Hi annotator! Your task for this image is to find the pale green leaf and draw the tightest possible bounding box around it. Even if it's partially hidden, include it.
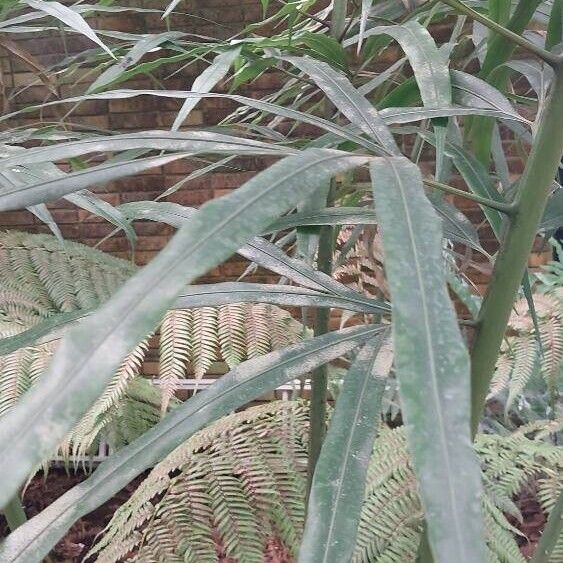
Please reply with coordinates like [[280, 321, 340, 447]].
[[0, 148, 368, 509], [370, 156, 487, 562], [23, 0, 114, 58], [0, 324, 384, 562], [300, 335, 392, 563]]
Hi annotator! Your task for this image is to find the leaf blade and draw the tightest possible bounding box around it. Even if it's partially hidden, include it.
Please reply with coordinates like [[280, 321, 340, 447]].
[[370, 156, 487, 562]]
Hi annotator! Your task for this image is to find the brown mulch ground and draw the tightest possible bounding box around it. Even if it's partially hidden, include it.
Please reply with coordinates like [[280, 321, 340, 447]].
[[0, 471, 545, 562], [0, 469, 145, 562]]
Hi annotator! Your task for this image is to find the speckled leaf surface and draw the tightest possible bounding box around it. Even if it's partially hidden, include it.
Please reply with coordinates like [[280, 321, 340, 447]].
[[370, 157, 487, 562], [0, 148, 368, 512]]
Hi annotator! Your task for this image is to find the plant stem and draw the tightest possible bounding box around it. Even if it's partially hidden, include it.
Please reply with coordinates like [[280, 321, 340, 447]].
[[306, 0, 348, 498], [2, 496, 27, 531], [470, 66, 563, 436], [530, 491, 563, 563], [440, 0, 561, 67], [424, 179, 516, 214]]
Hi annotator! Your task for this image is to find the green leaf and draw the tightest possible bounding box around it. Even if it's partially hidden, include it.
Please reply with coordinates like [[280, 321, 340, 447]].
[[23, 0, 114, 58], [380, 105, 527, 124], [0, 90, 382, 153], [428, 194, 484, 253], [118, 200, 379, 305], [299, 335, 392, 563], [300, 32, 347, 69], [546, 0, 563, 50], [0, 153, 191, 212], [0, 311, 88, 356], [87, 31, 185, 93], [0, 284, 387, 357], [265, 206, 483, 251], [172, 47, 241, 131], [346, 21, 452, 108], [65, 190, 137, 249], [422, 133, 506, 239], [370, 156, 487, 562], [357, 0, 372, 53], [173, 283, 389, 314], [0, 149, 368, 509], [0, 130, 294, 169], [0, 324, 384, 562], [266, 207, 379, 231], [283, 55, 399, 154], [450, 69, 521, 117], [540, 186, 563, 231]]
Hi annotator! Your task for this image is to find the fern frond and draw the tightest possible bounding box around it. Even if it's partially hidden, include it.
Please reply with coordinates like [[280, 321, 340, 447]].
[[217, 304, 246, 368], [191, 307, 219, 379], [506, 334, 540, 411], [159, 309, 193, 414], [93, 403, 559, 563], [244, 303, 271, 360]]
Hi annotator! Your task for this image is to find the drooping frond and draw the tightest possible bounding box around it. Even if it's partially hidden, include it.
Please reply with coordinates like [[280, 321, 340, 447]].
[[157, 303, 303, 405], [333, 225, 389, 302], [0, 232, 305, 457], [92, 402, 562, 563], [0, 230, 135, 322], [490, 290, 563, 409], [89, 402, 309, 563]]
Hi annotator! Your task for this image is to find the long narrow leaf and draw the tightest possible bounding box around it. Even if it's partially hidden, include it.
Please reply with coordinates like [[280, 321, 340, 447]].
[[299, 335, 393, 563], [0, 90, 382, 153], [370, 157, 487, 562], [0, 149, 368, 510], [23, 0, 114, 57], [0, 324, 384, 562], [283, 55, 399, 154], [0, 153, 191, 211], [345, 21, 451, 107], [0, 130, 294, 170], [118, 200, 379, 304], [172, 48, 240, 131]]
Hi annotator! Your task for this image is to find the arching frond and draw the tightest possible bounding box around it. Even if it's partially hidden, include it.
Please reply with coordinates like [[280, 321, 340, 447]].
[[91, 402, 562, 563]]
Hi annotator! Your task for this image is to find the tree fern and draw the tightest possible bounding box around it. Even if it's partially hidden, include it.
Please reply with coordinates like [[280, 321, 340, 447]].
[[489, 290, 563, 412], [91, 401, 562, 563], [0, 231, 304, 460]]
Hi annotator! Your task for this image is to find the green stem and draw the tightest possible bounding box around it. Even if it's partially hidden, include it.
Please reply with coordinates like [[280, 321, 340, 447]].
[[530, 491, 563, 563], [440, 0, 561, 67], [424, 179, 516, 214], [470, 66, 563, 437], [2, 496, 27, 531], [306, 0, 347, 498]]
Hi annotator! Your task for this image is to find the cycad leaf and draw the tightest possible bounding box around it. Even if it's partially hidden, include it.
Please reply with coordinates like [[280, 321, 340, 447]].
[[0, 324, 384, 562], [300, 335, 393, 563], [0, 148, 368, 510], [370, 156, 487, 562]]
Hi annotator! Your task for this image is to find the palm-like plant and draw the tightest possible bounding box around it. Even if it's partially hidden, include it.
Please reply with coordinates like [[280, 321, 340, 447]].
[[0, 1, 561, 562]]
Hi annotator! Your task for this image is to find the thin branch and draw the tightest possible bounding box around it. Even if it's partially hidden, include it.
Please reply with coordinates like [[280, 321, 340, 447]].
[[424, 179, 516, 214], [440, 0, 563, 67]]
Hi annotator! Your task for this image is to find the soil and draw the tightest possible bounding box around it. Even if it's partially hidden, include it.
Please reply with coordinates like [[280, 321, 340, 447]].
[[0, 469, 146, 562], [0, 471, 545, 562]]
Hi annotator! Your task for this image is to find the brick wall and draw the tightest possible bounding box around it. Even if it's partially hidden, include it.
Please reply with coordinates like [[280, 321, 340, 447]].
[[0, 2, 543, 295]]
